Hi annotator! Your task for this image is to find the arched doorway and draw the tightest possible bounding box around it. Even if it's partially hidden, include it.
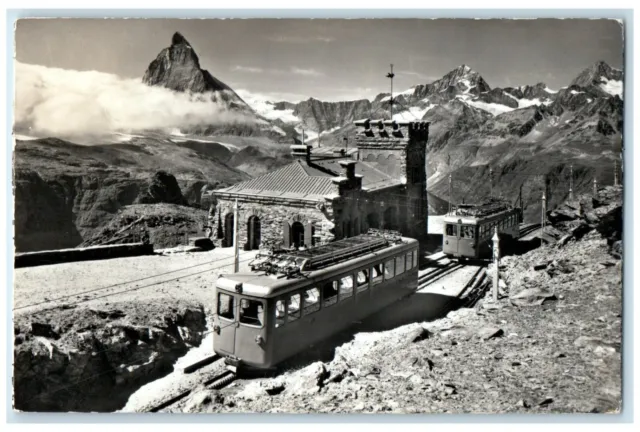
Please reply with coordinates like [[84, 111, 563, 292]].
[[367, 213, 380, 230], [224, 213, 235, 246], [291, 221, 305, 248], [247, 216, 261, 250], [383, 207, 397, 230]]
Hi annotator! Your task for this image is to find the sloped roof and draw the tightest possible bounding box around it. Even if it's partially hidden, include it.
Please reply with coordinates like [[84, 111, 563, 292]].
[[310, 158, 401, 191], [215, 160, 336, 202], [216, 155, 402, 202]]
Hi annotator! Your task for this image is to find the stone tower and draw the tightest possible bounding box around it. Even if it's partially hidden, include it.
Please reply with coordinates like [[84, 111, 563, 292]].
[[353, 119, 429, 238]]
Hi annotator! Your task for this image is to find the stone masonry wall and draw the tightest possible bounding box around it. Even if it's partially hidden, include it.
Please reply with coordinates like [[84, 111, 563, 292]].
[[212, 197, 337, 250]]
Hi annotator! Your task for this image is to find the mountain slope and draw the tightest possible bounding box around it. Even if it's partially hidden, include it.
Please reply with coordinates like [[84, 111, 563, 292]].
[[248, 61, 623, 220], [12, 136, 251, 252]]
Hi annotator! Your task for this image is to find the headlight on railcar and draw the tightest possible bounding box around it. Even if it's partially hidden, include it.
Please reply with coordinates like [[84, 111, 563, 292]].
[[255, 335, 264, 345], [214, 325, 221, 334]]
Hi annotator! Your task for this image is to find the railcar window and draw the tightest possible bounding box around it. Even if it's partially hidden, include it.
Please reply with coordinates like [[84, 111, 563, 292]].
[[446, 224, 457, 236], [239, 298, 264, 327], [288, 293, 301, 322], [395, 255, 405, 275], [339, 276, 354, 300], [218, 293, 235, 320], [384, 259, 395, 280], [275, 300, 285, 328], [356, 270, 369, 293], [371, 264, 384, 285], [406, 252, 412, 269], [303, 288, 320, 315], [322, 281, 338, 307], [412, 250, 418, 268]]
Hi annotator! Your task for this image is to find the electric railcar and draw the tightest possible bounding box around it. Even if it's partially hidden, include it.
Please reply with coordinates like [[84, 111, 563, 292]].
[[442, 200, 523, 261], [213, 230, 419, 373]]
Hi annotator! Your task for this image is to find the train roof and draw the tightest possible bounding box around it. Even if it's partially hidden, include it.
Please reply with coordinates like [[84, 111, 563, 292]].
[[216, 231, 417, 298], [448, 199, 517, 219]]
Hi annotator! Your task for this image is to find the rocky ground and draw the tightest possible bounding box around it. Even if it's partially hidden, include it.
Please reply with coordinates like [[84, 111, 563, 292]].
[[80, 203, 209, 249], [12, 187, 622, 414], [12, 247, 255, 412], [174, 187, 623, 414]]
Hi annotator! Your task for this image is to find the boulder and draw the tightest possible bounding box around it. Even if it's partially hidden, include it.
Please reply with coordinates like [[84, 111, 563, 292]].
[[510, 286, 556, 307]]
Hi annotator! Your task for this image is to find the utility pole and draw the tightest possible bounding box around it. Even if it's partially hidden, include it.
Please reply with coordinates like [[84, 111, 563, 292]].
[[593, 177, 598, 197], [233, 199, 239, 273], [301, 128, 305, 145], [386, 64, 395, 120], [569, 164, 574, 201], [448, 173, 452, 214], [541, 191, 547, 232], [344, 137, 348, 152], [614, 159, 618, 186], [492, 227, 500, 303]]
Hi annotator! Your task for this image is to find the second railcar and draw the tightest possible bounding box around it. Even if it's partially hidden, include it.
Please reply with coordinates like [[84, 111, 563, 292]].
[[443, 200, 522, 261]]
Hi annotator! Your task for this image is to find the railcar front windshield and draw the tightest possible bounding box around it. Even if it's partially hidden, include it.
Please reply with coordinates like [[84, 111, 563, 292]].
[[239, 298, 265, 327]]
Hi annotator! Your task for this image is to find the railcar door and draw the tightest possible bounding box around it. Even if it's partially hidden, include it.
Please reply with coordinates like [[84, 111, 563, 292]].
[[234, 296, 267, 367], [216, 291, 237, 355]]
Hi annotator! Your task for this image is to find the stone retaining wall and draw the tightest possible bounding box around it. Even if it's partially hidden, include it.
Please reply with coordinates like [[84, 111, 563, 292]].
[[14, 242, 155, 268]]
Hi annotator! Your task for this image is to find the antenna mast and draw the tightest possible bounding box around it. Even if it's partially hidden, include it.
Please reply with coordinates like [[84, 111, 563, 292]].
[[386, 64, 395, 120]]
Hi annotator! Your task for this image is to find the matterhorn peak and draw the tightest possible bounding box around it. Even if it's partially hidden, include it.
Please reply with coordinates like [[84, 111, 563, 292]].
[[171, 32, 191, 47]]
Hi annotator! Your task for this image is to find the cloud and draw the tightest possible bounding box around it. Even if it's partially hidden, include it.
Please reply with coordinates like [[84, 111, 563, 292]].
[[231, 65, 264, 73], [236, 89, 308, 104], [267, 35, 335, 44], [14, 62, 255, 139], [291, 67, 324, 77], [397, 70, 439, 82]]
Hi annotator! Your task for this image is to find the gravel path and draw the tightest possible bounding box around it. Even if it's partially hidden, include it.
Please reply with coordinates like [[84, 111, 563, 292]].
[[13, 247, 256, 316]]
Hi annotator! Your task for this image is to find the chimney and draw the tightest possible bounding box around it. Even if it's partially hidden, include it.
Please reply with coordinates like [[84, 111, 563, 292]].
[[290, 145, 311, 164], [339, 160, 357, 179]]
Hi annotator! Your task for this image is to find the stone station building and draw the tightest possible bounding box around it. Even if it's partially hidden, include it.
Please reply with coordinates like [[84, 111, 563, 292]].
[[208, 119, 429, 250]]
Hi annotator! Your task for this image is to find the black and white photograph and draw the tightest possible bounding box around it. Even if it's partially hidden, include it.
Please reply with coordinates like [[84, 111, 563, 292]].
[[10, 16, 625, 416]]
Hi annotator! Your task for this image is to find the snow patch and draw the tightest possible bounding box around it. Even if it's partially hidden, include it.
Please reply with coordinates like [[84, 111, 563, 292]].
[[544, 86, 558, 94], [392, 104, 433, 121], [236, 90, 301, 123], [600, 77, 623, 98], [271, 125, 286, 136], [570, 90, 585, 95], [456, 96, 514, 116]]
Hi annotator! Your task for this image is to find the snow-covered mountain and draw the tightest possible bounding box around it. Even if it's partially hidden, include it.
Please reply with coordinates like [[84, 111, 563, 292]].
[[242, 61, 623, 222]]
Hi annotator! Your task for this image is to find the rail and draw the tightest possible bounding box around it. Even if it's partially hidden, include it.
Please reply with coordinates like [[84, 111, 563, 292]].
[[146, 357, 235, 413]]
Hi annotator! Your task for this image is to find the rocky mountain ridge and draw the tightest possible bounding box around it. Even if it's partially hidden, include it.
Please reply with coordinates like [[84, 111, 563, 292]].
[[255, 61, 623, 222]]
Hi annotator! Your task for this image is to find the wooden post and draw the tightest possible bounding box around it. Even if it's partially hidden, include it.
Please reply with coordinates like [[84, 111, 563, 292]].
[[448, 173, 452, 213], [541, 191, 546, 232], [593, 177, 598, 197], [492, 227, 500, 302], [233, 199, 239, 273], [569, 164, 574, 201], [614, 160, 618, 186]]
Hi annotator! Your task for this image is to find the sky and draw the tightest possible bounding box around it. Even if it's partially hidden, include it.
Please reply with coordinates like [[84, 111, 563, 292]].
[[15, 18, 624, 102]]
